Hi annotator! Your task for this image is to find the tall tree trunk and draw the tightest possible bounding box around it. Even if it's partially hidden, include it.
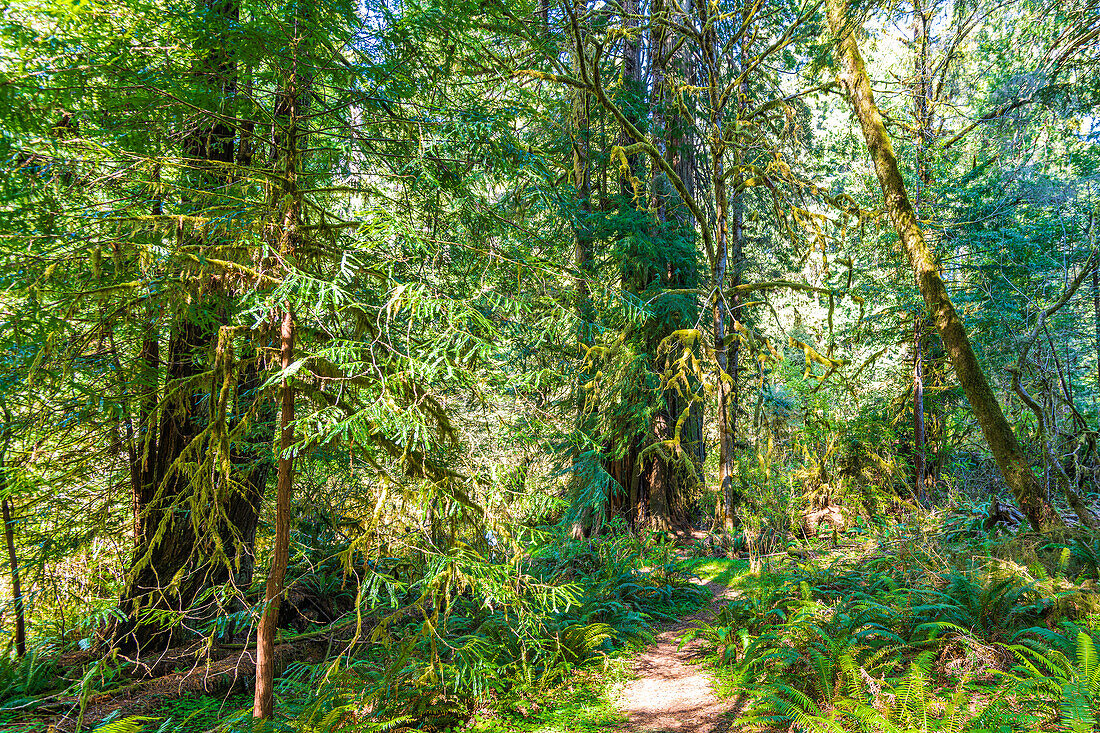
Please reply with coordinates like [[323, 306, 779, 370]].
[[616, 0, 647, 529], [637, 0, 703, 532], [131, 305, 159, 547], [700, 0, 740, 530], [827, 0, 1061, 530], [568, 0, 597, 539], [226, 352, 275, 590], [913, 321, 927, 503], [114, 0, 250, 652], [910, 2, 931, 504], [727, 27, 748, 530], [117, 319, 208, 652], [1093, 265, 1099, 424], [0, 407, 23, 656], [669, 10, 706, 510], [253, 309, 296, 719], [255, 5, 310, 711]]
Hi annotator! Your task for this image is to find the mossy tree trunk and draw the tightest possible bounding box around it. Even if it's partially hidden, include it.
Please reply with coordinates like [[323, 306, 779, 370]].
[[568, 0, 598, 540], [827, 0, 1061, 530], [114, 0, 273, 653]]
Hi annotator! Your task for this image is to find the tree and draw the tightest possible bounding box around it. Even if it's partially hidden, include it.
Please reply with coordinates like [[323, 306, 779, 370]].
[[826, 0, 1062, 529]]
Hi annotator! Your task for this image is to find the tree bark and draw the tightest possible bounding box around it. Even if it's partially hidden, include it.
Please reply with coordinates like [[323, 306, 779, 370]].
[[1094, 265, 1099, 424], [114, 0, 262, 652], [617, 0, 649, 529], [253, 310, 296, 719], [635, 0, 704, 532], [699, 0, 741, 530], [910, 2, 931, 504], [1, 487, 24, 657], [827, 0, 1061, 530], [227, 352, 275, 590], [568, 0, 597, 540], [913, 321, 927, 503], [0, 405, 23, 656]]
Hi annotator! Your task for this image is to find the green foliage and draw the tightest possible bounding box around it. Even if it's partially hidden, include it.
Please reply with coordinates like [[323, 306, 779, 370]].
[[693, 547, 1084, 733], [910, 571, 1046, 643], [0, 0, 1098, 729], [832, 654, 1005, 733], [156, 693, 252, 732], [0, 650, 59, 711], [459, 671, 627, 732], [1009, 625, 1100, 732], [237, 524, 705, 731], [1068, 537, 1100, 581], [90, 717, 161, 733]]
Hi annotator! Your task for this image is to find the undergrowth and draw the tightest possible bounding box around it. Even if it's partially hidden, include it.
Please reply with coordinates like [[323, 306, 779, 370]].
[[230, 522, 708, 732], [689, 521, 1100, 733]]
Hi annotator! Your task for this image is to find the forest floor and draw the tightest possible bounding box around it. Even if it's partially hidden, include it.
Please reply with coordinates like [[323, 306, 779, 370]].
[[614, 555, 748, 732], [615, 578, 737, 731]]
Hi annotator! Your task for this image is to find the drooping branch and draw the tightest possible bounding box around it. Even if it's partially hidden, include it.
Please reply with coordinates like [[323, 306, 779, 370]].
[[1008, 254, 1099, 530]]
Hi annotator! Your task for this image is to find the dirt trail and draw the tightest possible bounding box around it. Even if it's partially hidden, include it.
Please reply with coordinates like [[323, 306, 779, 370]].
[[616, 578, 741, 732]]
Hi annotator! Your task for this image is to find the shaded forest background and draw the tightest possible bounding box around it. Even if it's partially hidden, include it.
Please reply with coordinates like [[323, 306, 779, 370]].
[[2, 0, 1100, 730]]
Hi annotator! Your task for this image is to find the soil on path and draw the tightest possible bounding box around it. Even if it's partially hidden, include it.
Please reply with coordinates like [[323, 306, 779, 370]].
[[615, 576, 742, 732]]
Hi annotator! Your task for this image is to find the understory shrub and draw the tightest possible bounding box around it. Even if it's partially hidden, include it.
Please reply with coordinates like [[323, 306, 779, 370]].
[[235, 522, 707, 731]]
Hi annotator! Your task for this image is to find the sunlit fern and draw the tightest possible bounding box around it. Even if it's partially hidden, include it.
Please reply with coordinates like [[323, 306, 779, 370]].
[[836, 653, 1002, 733], [911, 571, 1044, 642], [1008, 627, 1100, 733]]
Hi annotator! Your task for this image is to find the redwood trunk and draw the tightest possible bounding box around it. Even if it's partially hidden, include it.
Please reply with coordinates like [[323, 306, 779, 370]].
[[114, 0, 263, 651]]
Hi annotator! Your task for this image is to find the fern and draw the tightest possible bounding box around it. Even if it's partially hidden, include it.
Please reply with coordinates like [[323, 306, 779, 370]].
[[90, 716, 160, 733], [1008, 628, 1100, 733], [830, 655, 1002, 732], [911, 571, 1043, 642], [742, 681, 847, 732], [0, 649, 61, 710], [1068, 537, 1100, 580]]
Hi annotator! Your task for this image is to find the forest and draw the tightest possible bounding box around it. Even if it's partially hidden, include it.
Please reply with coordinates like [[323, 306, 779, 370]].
[[2, 0, 1100, 730]]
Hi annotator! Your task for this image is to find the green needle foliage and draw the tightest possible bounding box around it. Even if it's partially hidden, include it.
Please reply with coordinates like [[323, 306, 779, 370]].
[[0, 0, 1097, 730]]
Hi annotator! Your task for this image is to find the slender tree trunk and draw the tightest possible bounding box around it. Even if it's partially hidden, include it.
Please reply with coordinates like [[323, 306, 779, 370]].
[[1, 489, 24, 657], [827, 0, 1061, 530], [913, 321, 927, 503], [673, 38, 708, 497], [253, 310, 295, 719], [1093, 266, 1099, 423], [670, 13, 706, 505], [0, 409, 23, 656], [699, 0, 739, 530], [254, 2, 310, 710], [910, 3, 931, 504], [568, 0, 597, 539], [727, 28, 748, 529]]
